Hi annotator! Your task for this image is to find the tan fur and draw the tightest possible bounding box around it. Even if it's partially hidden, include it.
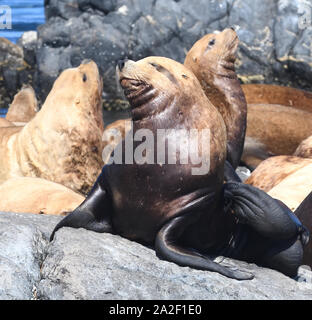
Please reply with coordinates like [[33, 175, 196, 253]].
[[0, 60, 104, 194], [0, 118, 14, 127], [267, 164, 312, 211], [246, 103, 312, 155], [0, 177, 84, 215], [242, 84, 312, 112], [6, 85, 39, 122], [241, 84, 312, 168], [245, 155, 312, 192], [294, 135, 312, 159]]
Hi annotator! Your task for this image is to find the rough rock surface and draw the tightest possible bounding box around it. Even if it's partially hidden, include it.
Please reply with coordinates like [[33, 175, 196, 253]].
[[0, 38, 33, 108], [1, 211, 312, 300], [34, 0, 312, 105]]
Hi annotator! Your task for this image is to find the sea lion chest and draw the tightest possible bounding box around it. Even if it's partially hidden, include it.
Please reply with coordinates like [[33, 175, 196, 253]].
[[105, 128, 219, 245]]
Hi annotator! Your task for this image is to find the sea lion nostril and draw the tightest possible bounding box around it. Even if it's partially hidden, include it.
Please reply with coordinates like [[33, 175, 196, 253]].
[[118, 59, 127, 71]]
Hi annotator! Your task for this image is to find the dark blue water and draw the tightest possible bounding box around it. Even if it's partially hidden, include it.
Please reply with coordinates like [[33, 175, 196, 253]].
[[0, 0, 45, 43]]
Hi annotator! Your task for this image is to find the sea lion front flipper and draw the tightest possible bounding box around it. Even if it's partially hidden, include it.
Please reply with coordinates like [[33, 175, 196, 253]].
[[50, 176, 113, 241], [155, 215, 254, 280], [224, 182, 308, 243]]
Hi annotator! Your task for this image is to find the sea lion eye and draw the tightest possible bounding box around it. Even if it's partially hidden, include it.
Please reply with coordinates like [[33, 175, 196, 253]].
[[149, 63, 158, 68], [83, 74, 87, 82], [208, 39, 215, 46]]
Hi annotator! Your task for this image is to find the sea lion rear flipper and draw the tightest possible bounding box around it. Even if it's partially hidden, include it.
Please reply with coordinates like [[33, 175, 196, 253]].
[[50, 177, 113, 241], [224, 182, 309, 277], [224, 182, 308, 242], [155, 215, 254, 280]]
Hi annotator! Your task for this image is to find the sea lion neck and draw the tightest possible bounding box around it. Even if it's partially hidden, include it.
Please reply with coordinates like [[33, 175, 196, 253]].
[[184, 30, 246, 168]]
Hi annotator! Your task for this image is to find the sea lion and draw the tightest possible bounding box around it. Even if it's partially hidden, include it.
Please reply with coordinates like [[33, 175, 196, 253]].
[[245, 156, 312, 192], [241, 84, 312, 169], [101, 28, 246, 169], [244, 103, 312, 168], [245, 155, 312, 211], [0, 60, 104, 194], [184, 28, 247, 169], [51, 57, 308, 280], [294, 135, 312, 159], [0, 177, 84, 215], [268, 164, 312, 212], [6, 84, 39, 125], [242, 84, 312, 113]]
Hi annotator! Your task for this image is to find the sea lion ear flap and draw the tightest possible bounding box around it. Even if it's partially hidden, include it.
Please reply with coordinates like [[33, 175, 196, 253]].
[[224, 182, 309, 244]]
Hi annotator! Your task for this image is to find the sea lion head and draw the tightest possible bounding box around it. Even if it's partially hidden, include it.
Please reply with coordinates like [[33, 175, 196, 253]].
[[19, 60, 105, 194], [117, 56, 205, 121], [49, 59, 103, 119], [184, 28, 239, 78]]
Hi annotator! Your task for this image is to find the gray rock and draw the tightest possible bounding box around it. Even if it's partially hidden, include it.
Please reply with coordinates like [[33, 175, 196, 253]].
[[17, 31, 38, 66], [0, 37, 35, 108], [31, 0, 312, 105], [1, 211, 312, 300], [0, 212, 59, 299]]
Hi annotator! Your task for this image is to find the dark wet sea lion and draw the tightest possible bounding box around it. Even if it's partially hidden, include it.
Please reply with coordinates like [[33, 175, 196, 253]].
[[51, 57, 308, 280], [184, 28, 247, 170]]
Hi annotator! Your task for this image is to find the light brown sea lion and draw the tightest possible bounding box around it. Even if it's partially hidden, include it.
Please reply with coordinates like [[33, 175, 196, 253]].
[[0, 177, 84, 215], [51, 57, 308, 280], [245, 153, 312, 211], [245, 155, 312, 192], [242, 84, 312, 113], [294, 135, 312, 159], [0, 60, 104, 194], [245, 104, 312, 165], [6, 84, 39, 124], [184, 28, 247, 169], [241, 84, 312, 169], [267, 164, 312, 212]]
